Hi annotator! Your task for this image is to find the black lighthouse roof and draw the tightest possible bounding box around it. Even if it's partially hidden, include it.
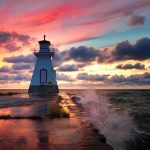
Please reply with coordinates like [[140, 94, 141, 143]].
[[38, 35, 51, 45]]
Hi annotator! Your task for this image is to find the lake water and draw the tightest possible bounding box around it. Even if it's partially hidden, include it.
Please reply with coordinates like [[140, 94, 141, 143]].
[[0, 89, 149, 150]]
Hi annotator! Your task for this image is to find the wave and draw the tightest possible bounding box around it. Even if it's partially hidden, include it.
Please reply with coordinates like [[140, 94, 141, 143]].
[[72, 90, 136, 150]]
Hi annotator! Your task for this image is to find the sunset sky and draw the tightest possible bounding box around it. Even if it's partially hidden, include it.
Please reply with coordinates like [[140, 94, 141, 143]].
[[0, 0, 150, 89]]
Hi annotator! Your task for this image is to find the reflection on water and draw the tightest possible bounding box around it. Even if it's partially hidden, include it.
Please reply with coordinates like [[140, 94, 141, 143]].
[[0, 89, 149, 150], [0, 119, 81, 150], [0, 102, 49, 117], [0, 92, 110, 150], [0, 102, 81, 150]]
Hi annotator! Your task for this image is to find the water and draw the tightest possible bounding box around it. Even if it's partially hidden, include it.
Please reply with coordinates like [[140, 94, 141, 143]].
[[0, 90, 112, 150], [0, 89, 149, 150], [67, 89, 150, 150]]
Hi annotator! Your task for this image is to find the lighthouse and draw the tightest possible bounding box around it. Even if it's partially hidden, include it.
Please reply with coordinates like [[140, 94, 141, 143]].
[[28, 35, 59, 94]]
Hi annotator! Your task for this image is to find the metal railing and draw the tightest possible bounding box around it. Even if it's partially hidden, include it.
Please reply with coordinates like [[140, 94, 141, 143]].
[[33, 48, 54, 53]]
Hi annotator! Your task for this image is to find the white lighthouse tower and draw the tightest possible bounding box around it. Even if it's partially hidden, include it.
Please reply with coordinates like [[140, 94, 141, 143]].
[[28, 35, 59, 94]]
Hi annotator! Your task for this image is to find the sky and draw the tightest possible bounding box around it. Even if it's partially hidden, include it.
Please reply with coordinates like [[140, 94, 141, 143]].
[[0, 0, 150, 89]]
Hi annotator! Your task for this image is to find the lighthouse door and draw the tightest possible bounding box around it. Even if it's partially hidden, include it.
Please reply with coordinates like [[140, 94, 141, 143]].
[[40, 69, 47, 84]]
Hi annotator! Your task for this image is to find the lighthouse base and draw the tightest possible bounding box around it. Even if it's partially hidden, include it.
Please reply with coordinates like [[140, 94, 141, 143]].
[[28, 85, 59, 95]]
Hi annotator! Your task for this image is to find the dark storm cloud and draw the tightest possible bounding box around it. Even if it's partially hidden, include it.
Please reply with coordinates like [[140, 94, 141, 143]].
[[128, 15, 146, 26], [77, 73, 109, 81], [116, 63, 145, 70], [111, 37, 150, 61], [0, 31, 33, 51], [3, 54, 35, 63]]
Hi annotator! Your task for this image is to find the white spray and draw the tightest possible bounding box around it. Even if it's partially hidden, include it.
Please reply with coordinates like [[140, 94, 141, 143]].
[[78, 90, 135, 150]]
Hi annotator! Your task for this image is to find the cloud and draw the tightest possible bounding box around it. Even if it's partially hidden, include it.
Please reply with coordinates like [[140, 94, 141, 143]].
[[69, 1, 149, 29], [21, 5, 70, 26], [1, 37, 149, 85], [53, 46, 102, 67], [59, 35, 102, 46], [58, 64, 86, 72], [0, 66, 11, 72], [77, 73, 109, 81], [111, 37, 150, 61], [0, 64, 32, 76], [3, 54, 35, 63], [110, 75, 138, 84], [18, 0, 105, 26], [0, 31, 33, 51], [58, 37, 150, 65], [0, 75, 11, 80], [17, 0, 150, 28], [0, 66, 19, 75], [53, 48, 64, 67], [13, 74, 31, 81], [56, 73, 74, 82], [116, 63, 145, 70], [5, 43, 21, 51], [66, 46, 101, 62], [0, 74, 30, 81], [110, 72, 150, 85], [58, 64, 78, 71], [9, 70, 20, 75], [55, 37, 150, 66], [76, 72, 150, 85], [0, 0, 149, 48], [128, 15, 146, 26], [12, 63, 32, 70]]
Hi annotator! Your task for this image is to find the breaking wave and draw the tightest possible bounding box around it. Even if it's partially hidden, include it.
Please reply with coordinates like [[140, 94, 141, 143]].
[[74, 90, 136, 150]]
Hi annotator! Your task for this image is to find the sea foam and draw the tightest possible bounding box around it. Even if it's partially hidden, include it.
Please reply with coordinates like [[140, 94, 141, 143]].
[[77, 90, 135, 150]]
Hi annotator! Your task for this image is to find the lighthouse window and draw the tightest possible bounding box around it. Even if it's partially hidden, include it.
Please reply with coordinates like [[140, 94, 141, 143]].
[[40, 69, 47, 84]]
